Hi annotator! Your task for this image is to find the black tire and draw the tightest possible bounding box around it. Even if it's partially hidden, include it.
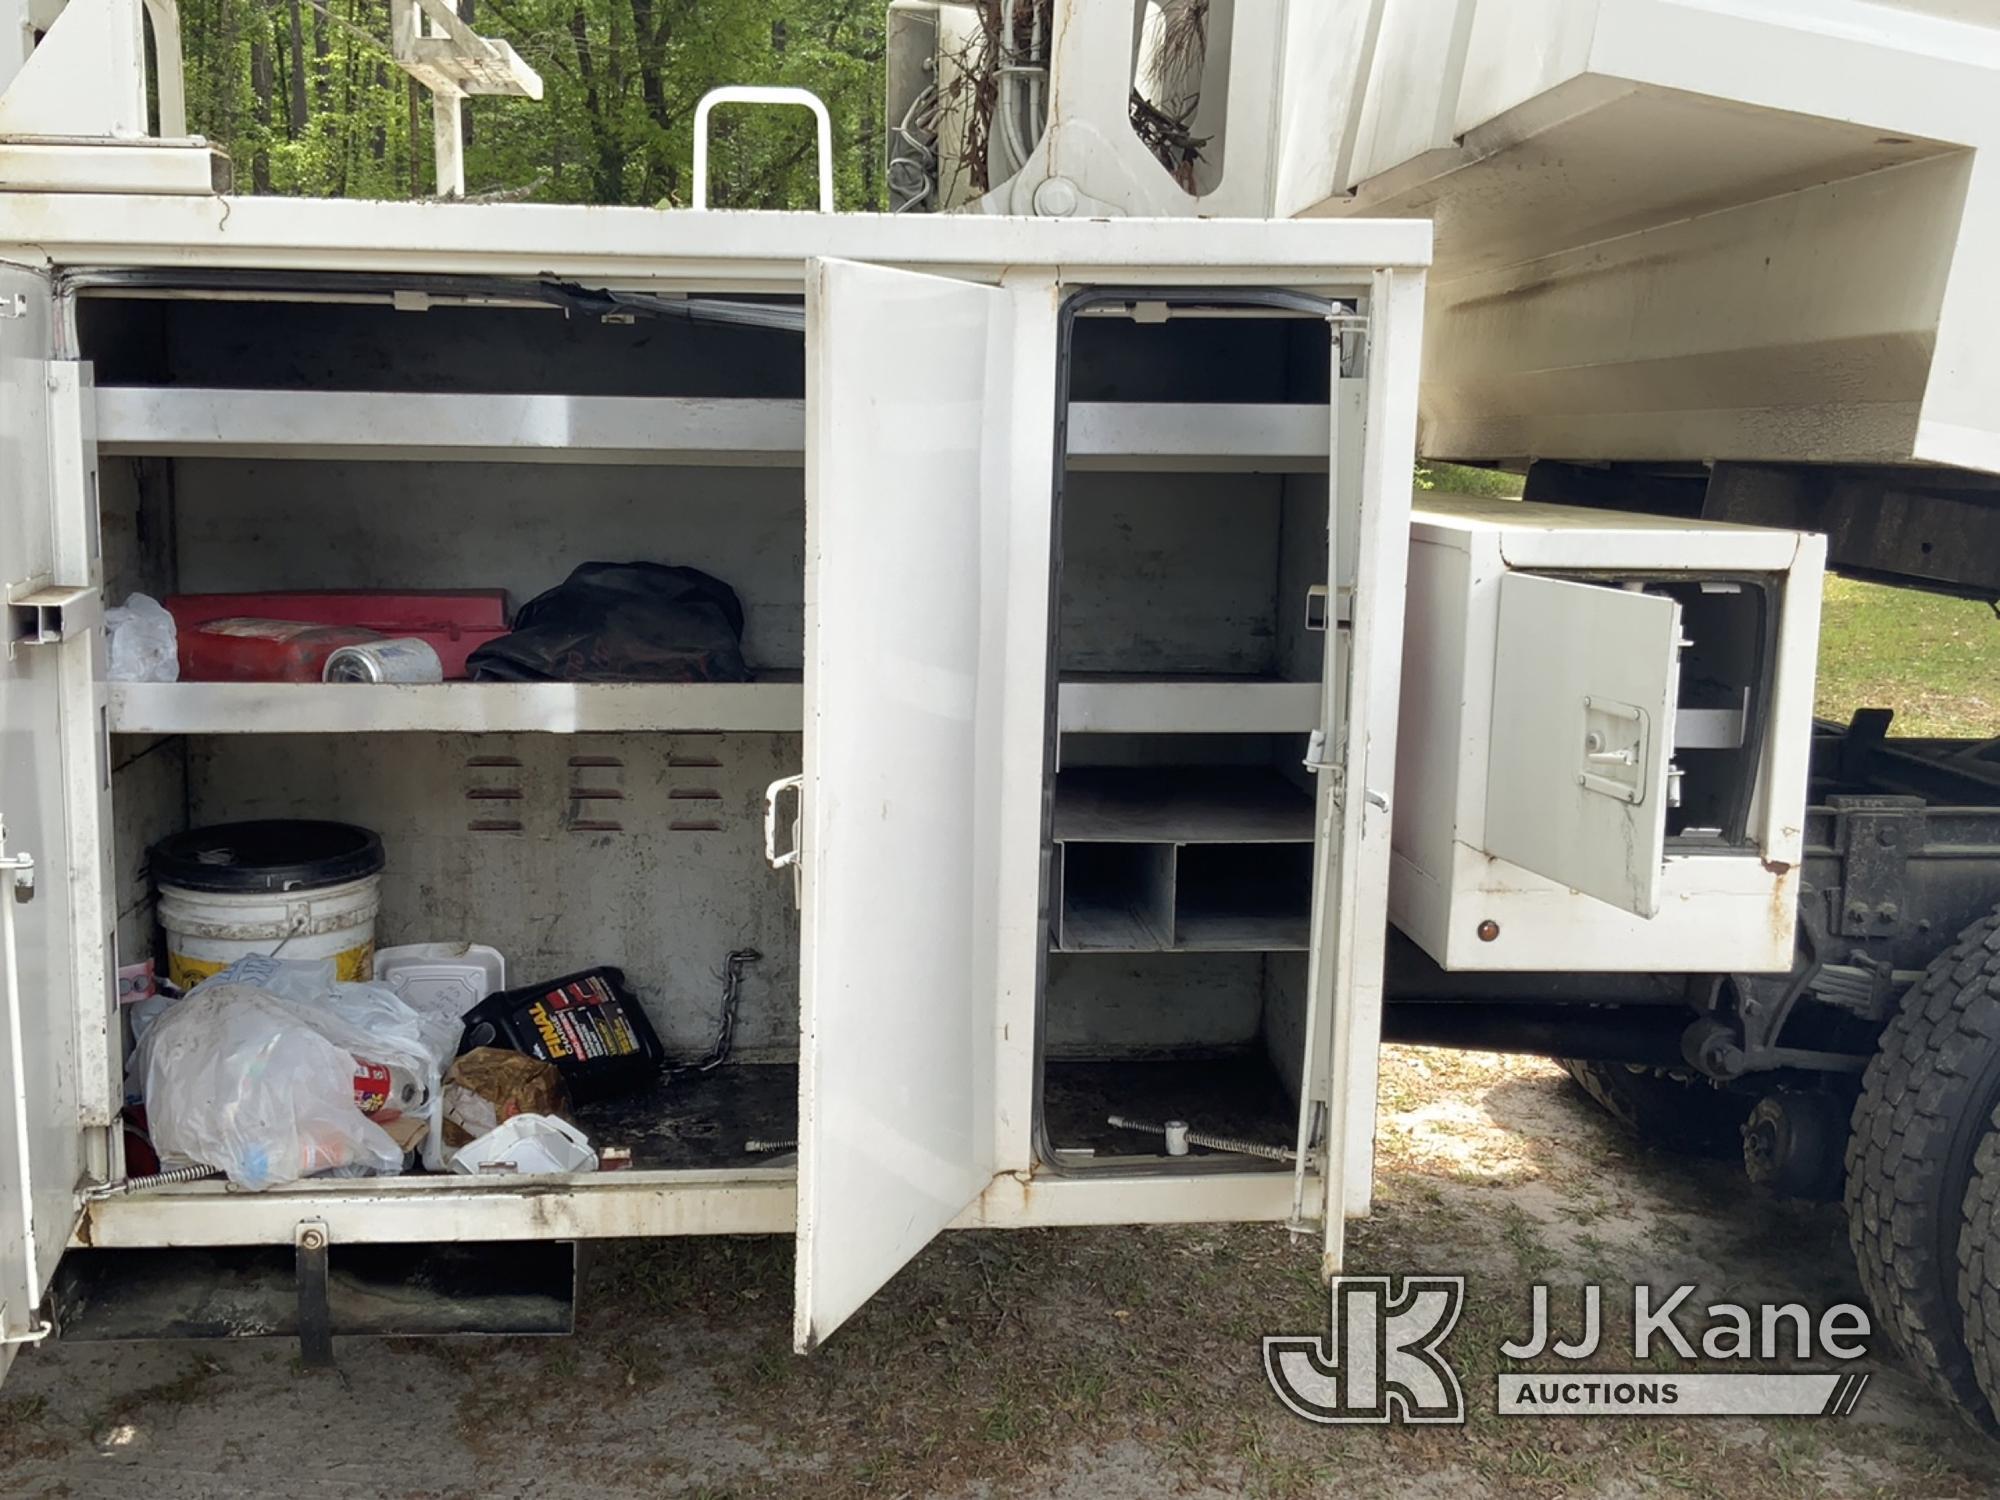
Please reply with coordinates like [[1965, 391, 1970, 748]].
[[1559, 1057, 1751, 1156], [1958, 1121, 2000, 1419], [1846, 906, 2000, 1427]]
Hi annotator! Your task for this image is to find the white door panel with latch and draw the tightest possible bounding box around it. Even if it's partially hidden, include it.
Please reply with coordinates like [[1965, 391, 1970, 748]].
[[0, 261, 101, 1383], [1484, 573, 1682, 919], [791, 258, 1048, 1352]]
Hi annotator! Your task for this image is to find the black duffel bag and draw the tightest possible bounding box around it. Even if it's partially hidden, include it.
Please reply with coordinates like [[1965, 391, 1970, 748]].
[[469, 561, 752, 682]]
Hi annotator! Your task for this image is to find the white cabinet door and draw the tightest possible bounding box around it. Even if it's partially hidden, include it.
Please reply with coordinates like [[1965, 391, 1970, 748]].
[[794, 259, 1027, 1351], [1484, 573, 1682, 918], [0, 263, 94, 1380], [1290, 269, 1423, 1278]]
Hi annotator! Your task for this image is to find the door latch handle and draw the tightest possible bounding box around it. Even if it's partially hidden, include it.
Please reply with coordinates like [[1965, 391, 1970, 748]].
[[1, 849, 32, 903], [763, 775, 803, 871]]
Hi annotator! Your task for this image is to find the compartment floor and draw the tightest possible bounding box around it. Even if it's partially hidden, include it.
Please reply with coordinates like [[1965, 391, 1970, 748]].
[[571, 1062, 797, 1172], [1042, 1054, 1296, 1162]]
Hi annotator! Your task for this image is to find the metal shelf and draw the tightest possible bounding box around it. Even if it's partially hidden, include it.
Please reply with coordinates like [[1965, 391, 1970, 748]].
[[1052, 767, 1316, 844], [107, 680, 804, 735], [109, 677, 1319, 736], [1049, 770, 1315, 955], [94, 388, 1330, 471], [1057, 676, 1320, 734]]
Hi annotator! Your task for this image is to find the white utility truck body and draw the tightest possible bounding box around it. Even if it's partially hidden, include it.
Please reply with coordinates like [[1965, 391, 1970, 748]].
[[0, 0, 1987, 1414], [0, 196, 1431, 1372]]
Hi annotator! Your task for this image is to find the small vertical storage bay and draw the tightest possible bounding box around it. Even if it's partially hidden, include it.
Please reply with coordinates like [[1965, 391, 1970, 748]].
[[1037, 293, 1357, 1180]]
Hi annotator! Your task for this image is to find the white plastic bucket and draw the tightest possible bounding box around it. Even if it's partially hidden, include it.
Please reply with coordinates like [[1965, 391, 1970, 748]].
[[157, 873, 382, 989], [151, 820, 387, 990]]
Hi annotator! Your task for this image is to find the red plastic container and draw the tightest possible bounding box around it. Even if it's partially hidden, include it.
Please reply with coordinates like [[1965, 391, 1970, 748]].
[[179, 619, 389, 682], [166, 591, 509, 679]]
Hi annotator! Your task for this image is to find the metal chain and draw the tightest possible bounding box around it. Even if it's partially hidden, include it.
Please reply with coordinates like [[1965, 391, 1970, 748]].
[[674, 948, 761, 1077]]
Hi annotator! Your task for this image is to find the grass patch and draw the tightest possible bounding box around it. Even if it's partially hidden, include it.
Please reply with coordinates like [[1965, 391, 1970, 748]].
[[1817, 574, 1997, 736], [1418, 461, 1525, 499]]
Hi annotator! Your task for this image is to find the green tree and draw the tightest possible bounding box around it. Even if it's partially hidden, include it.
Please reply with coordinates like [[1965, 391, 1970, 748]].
[[172, 0, 885, 207]]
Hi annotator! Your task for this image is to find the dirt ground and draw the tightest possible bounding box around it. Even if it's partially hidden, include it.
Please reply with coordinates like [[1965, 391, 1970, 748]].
[[9, 1048, 2000, 1499]]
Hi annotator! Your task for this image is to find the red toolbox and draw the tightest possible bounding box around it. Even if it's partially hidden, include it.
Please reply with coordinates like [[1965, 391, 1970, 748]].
[[166, 591, 510, 679]]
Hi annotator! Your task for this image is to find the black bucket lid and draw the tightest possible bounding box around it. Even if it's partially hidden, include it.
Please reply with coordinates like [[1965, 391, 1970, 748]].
[[151, 820, 385, 894]]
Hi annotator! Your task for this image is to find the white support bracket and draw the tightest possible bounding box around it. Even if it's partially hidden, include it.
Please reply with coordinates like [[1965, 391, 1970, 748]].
[[388, 0, 541, 199]]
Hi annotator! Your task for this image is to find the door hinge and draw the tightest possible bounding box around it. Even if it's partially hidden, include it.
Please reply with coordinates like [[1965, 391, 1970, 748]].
[[1303, 731, 1340, 776], [7, 584, 95, 655]]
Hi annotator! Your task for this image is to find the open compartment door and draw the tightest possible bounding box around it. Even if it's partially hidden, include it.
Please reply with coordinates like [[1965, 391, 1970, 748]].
[[1288, 271, 1421, 1281], [793, 259, 1023, 1352], [0, 263, 95, 1380], [1484, 574, 1682, 918]]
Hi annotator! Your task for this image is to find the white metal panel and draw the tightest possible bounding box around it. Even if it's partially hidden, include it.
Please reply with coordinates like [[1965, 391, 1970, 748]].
[[0, 198, 1432, 286], [76, 1159, 1303, 1249], [1290, 267, 1424, 1273], [0, 263, 86, 1380], [1347, 0, 1479, 188], [1402, 844, 1798, 971], [1320, 0, 2000, 472], [794, 259, 1021, 1351], [1484, 573, 1680, 919], [1421, 494, 1804, 571]]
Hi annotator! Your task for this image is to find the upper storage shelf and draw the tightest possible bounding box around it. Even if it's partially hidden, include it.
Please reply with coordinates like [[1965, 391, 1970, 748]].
[[93, 389, 1332, 472], [109, 677, 1323, 736]]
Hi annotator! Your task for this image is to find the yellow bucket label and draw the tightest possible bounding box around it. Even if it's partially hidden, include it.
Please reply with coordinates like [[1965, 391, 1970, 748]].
[[168, 941, 375, 992]]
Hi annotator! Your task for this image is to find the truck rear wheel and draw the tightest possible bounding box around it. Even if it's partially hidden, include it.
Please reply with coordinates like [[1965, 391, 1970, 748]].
[[1846, 906, 2000, 1427], [1957, 1123, 2000, 1421], [1558, 1058, 1749, 1155]]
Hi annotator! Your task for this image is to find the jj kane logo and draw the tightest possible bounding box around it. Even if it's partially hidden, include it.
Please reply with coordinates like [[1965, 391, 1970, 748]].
[[1264, 1277, 1468, 1424], [1265, 1278, 1873, 1424]]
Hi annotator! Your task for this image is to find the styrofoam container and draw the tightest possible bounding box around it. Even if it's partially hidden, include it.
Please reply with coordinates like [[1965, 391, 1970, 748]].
[[448, 1113, 597, 1175], [373, 942, 506, 1025]]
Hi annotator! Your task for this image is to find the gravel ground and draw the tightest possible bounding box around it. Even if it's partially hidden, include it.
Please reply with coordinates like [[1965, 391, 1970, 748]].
[[8, 1047, 2000, 1499]]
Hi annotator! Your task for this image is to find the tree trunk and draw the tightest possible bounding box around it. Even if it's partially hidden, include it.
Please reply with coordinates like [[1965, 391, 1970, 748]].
[[286, 0, 310, 136], [249, 15, 274, 192], [313, 0, 332, 106], [216, 0, 241, 143], [569, 6, 624, 203], [408, 76, 424, 196], [338, 0, 359, 192]]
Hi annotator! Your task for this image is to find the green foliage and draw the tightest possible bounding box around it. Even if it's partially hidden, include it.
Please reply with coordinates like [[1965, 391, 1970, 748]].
[[175, 0, 885, 207], [1414, 461, 1524, 498], [1816, 575, 1997, 737]]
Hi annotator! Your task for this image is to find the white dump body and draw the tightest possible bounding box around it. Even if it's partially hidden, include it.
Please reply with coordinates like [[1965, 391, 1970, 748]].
[[1279, 0, 2000, 475]]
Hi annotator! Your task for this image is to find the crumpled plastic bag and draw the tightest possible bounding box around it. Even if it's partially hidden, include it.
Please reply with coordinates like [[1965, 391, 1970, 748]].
[[105, 593, 179, 682], [136, 956, 461, 1190]]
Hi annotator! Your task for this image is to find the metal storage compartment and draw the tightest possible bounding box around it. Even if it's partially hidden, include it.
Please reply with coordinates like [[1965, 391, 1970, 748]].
[[0, 215, 1427, 1372], [1389, 497, 1826, 972]]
